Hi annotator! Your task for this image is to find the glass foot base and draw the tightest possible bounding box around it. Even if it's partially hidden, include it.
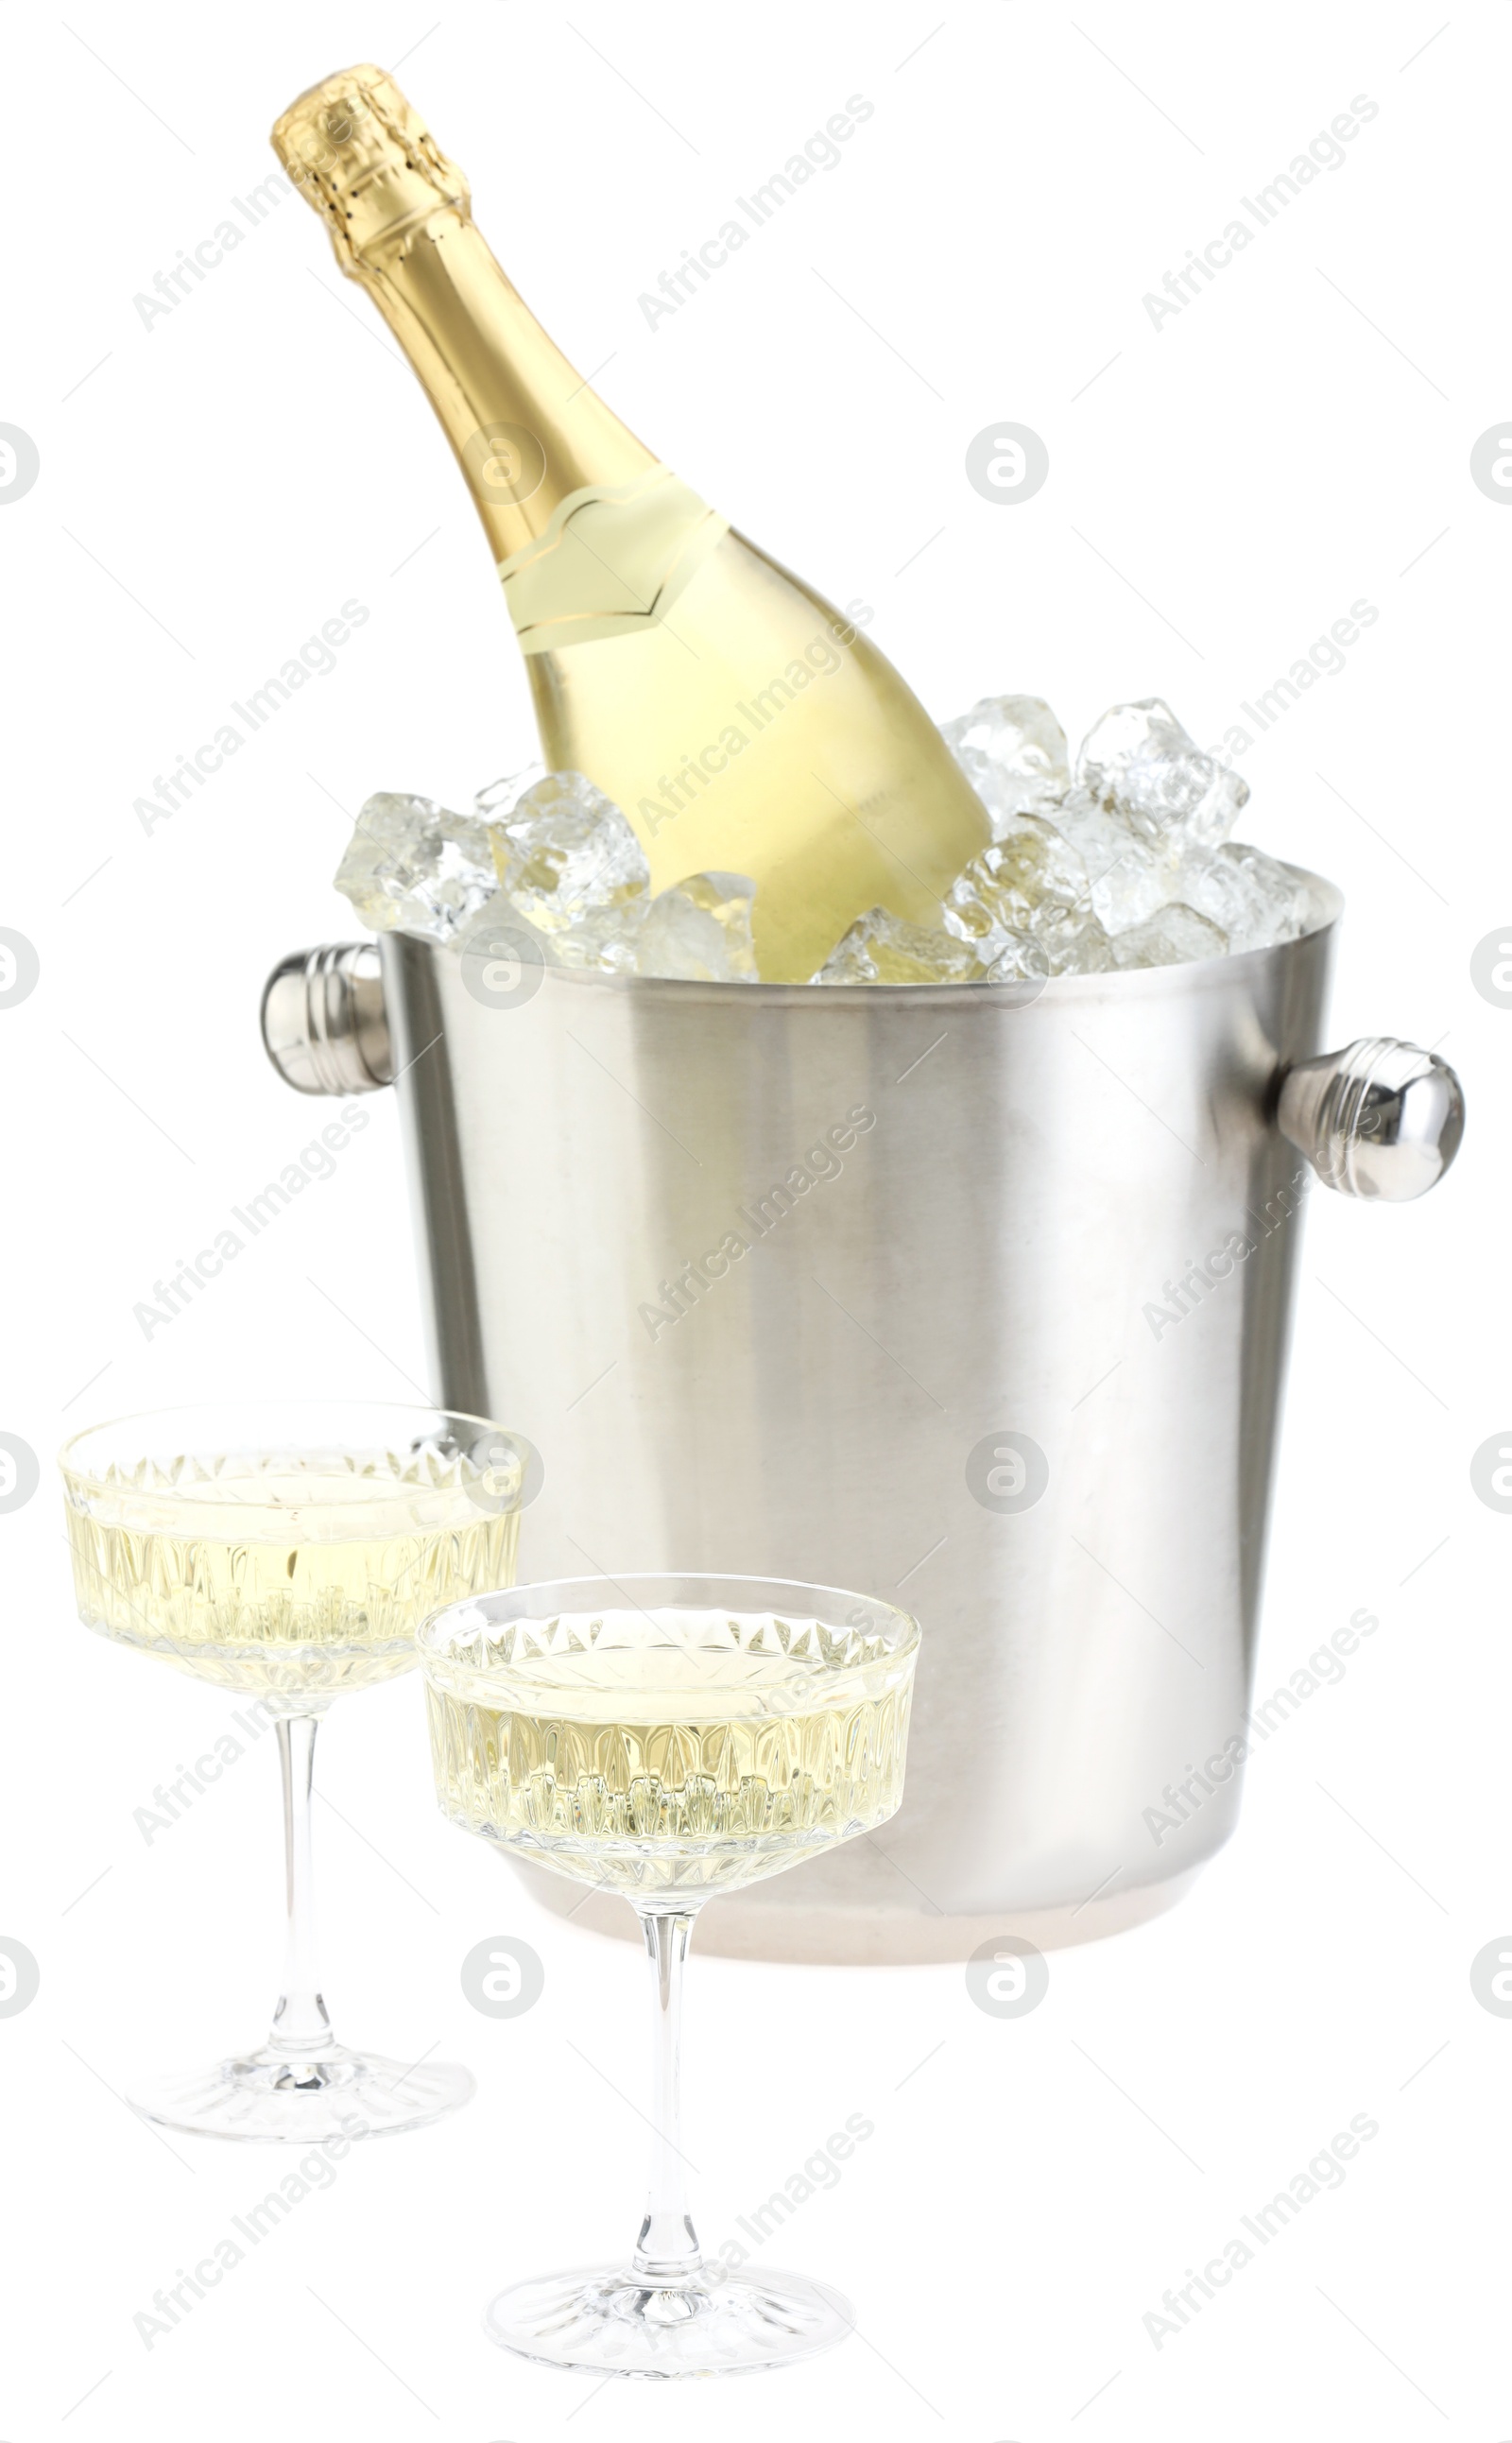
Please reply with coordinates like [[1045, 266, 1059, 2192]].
[[483, 2262, 854, 2379], [129, 2043, 474, 2143]]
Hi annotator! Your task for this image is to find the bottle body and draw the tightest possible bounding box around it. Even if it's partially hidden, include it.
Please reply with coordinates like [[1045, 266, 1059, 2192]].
[[273, 66, 988, 979], [519, 523, 982, 975]]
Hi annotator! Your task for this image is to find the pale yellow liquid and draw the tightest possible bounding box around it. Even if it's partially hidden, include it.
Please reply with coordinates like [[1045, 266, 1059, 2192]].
[[425, 1609, 914, 1897], [528, 530, 989, 980], [64, 1457, 520, 1699]]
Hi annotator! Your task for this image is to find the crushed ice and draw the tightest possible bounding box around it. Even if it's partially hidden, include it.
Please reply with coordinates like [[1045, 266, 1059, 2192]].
[[335, 697, 1320, 983]]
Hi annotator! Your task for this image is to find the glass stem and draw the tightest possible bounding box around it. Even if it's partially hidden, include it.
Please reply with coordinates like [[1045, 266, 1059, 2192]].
[[266, 1712, 336, 2059], [631, 1907, 702, 2282]]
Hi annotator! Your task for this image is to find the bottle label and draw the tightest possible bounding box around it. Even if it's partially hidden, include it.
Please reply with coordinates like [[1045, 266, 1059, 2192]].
[[496, 466, 729, 653]]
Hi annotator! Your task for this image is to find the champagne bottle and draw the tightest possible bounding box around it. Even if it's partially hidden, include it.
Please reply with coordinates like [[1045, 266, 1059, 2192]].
[[272, 66, 988, 981]]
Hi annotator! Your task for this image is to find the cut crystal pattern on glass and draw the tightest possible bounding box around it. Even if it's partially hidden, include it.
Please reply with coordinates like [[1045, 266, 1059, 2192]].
[[423, 1602, 914, 1900], [63, 1442, 522, 1698], [418, 1574, 919, 2377], [57, 1402, 536, 2147]]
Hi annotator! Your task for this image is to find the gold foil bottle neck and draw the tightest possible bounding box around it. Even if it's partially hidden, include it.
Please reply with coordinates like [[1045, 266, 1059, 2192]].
[[271, 64, 469, 267]]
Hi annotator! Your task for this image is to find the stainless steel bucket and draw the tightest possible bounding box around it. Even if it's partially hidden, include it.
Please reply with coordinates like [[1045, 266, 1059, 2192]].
[[261, 876, 1462, 1960]]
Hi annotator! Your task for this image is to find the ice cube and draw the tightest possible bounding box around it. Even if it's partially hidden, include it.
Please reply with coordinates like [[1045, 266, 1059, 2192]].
[[474, 762, 545, 817], [983, 934, 1051, 985], [490, 771, 650, 938], [1110, 903, 1228, 969], [814, 907, 988, 986], [940, 696, 1071, 834], [1042, 910, 1116, 974], [335, 793, 499, 942], [942, 814, 1090, 952], [451, 870, 645, 979], [1179, 841, 1315, 953], [1076, 699, 1247, 852], [548, 903, 648, 972], [638, 872, 759, 982], [1048, 790, 1176, 934], [452, 894, 557, 975], [941, 815, 1116, 973]]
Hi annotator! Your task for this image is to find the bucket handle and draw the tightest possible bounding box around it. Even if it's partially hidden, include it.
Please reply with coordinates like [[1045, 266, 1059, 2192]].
[[258, 947, 1467, 1203], [1276, 1038, 1464, 1201], [261, 942, 392, 1095]]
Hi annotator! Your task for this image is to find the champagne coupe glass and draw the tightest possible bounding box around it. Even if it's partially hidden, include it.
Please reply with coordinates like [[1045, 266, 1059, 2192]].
[[419, 1572, 919, 2378], [59, 1401, 537, 2143]]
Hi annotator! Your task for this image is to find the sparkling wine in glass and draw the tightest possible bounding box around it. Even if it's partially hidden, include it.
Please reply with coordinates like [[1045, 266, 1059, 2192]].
[[419, 1573, 919, 2377], [60, 1401, 537, 2142]]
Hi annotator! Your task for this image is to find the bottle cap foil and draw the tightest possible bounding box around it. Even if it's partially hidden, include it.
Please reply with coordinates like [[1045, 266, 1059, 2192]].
[[272, 65, 469, 265]]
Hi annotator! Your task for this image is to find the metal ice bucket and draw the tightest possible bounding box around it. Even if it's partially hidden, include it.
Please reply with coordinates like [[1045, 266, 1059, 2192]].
[[261, 875, 1462, 1960]]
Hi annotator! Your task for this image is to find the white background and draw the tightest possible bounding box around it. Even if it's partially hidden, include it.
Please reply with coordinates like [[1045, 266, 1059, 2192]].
[[2, 1, 1505, 2434]]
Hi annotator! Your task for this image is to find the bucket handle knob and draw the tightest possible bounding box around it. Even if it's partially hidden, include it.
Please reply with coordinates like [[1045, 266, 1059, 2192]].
[[1277, 1037, 1464, 1201], [261, 942, 392, 1095], [257, 958, 1467, 1203]]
